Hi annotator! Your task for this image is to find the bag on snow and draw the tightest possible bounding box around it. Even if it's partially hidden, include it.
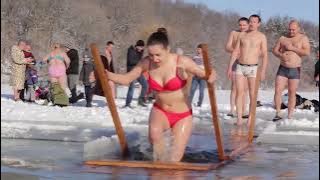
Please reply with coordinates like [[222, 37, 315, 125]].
[[50, 82, 69, 106]]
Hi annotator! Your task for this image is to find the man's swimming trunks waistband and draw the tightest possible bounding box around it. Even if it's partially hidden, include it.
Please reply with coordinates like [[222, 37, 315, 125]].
[[238, 63, 258, 67]]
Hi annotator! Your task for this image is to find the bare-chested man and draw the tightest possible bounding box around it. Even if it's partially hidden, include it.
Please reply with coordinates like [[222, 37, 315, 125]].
[[272, 20, 310, 121], [228, 14, 268, 127], [226, 17, 249, 118]]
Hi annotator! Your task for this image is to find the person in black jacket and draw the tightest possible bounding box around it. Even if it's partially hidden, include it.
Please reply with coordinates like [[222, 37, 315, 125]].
[[315, 50, 319, 87], [124, 40, 148, 107], [65, 46, 81, 103]]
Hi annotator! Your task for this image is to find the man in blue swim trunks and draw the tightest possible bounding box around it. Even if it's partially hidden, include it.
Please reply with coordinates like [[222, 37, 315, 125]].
[[272, 20, 311, 121]]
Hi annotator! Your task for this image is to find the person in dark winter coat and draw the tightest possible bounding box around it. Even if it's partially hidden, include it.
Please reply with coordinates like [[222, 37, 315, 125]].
[[65, 46, 80, 103], [124, 40, 148, 108], [79, 49, 95, 107]]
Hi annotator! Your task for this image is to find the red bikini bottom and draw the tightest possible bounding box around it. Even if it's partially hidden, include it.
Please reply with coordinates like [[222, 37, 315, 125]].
[[153, 103, 192, 128]]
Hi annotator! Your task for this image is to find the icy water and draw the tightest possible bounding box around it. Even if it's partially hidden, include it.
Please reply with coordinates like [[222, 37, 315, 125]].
[[1, 132, 319, 180]]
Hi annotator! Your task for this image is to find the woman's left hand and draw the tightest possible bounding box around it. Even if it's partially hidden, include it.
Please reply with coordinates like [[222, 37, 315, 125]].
[[207, 70, 216, 84]]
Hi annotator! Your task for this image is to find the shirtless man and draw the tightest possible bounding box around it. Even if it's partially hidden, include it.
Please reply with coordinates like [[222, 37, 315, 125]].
[[272, 20, 310, 120], [228, 14, 268, 127], [226, 17, 249, 117]]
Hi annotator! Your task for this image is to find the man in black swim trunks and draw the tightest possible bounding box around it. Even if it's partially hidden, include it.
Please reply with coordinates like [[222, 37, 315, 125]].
[[272, 20, 310, 121]]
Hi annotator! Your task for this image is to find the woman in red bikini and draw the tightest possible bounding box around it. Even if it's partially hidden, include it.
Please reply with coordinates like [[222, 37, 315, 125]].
[[107, 30, 216, 162]]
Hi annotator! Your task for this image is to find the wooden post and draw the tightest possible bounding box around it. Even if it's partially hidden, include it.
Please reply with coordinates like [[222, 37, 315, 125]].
[[90, 43, 129, 157], [201, 44, 226, 160], [248, 66, 262, 143]]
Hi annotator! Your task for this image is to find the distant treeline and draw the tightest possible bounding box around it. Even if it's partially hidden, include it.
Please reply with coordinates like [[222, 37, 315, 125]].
[[1, 0, 319, 89]]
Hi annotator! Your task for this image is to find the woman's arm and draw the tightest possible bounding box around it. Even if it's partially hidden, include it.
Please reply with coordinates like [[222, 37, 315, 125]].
[[107, 57, 149, 86]]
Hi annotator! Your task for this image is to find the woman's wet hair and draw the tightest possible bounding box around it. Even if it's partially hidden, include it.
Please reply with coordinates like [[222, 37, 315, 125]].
[[147, 31, 169, 49], [157, 27, 168, 35]]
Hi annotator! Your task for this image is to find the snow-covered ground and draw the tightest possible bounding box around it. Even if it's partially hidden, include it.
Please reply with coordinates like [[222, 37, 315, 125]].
[[1, 84, 318, 143], [1, 84, 319, 179]]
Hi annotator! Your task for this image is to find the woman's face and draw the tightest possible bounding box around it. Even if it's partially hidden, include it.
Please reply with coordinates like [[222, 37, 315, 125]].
[[148, 44, 168, 64]]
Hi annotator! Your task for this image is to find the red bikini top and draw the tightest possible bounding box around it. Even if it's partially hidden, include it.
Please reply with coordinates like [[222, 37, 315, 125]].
[[148, 56, 187, 92]]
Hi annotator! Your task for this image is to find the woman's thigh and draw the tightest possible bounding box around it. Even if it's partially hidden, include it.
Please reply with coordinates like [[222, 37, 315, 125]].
[[148, 107, 170, 142]]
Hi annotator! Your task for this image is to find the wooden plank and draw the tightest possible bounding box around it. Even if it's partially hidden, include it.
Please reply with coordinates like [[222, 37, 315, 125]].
[[248, 66, 262, 143], [201, 44, 226, 160], [84, 160, 220, 171], [90, 43, 129, 157], [228, 142, 251, 159]]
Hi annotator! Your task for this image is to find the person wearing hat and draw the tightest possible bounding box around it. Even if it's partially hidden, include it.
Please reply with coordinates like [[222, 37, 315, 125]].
[[124, 40, 148, 107]]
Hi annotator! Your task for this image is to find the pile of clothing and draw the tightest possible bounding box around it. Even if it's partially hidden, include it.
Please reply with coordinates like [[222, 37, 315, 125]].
[[281, 93, 319, 112]]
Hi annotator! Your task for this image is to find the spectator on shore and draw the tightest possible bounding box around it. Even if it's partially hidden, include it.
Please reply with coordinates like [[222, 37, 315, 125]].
[[10, 40, 33, 101], [65, 45, 81, 103], [79, 48, 96, 107], [124, 40, 148, 108], [20, 43, 36, 101], [43, 43, 70, 95], [94, 41, 116, 98], [189, 44, 206, 107], [314, 49, 319, 87], [24, 62, 38, 102]]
